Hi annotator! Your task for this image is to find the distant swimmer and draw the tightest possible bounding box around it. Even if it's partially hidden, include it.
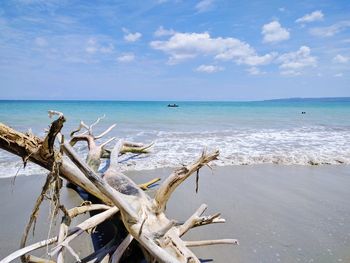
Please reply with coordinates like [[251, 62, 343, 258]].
[[301, 111, 306, 114]]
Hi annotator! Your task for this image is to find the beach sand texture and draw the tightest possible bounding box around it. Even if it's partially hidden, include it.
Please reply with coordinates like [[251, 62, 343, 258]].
[[0, 175, 94, 261], [1, 165, 349, 262]]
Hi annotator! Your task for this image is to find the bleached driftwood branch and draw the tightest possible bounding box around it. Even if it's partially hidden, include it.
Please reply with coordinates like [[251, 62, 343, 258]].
[[0, 111, 237, 263], [178, 204, 225, 236], [184, 239, 239, 247], [153, 150, 219, 213], [0, 203, 116, 263], [110, 234, 134, 263]]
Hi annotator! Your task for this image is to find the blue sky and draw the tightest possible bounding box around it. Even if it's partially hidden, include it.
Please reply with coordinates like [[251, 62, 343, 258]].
[[0, 0, 349, 100]]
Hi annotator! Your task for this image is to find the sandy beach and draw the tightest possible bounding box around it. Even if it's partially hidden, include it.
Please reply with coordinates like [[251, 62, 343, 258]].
[[129, 165, 350, 263], [0, 175, 94, 261], [1, 165, 349, 262]]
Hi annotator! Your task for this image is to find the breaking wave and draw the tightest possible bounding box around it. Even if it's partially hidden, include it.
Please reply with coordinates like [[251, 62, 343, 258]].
[[1, 126, 350, 177]]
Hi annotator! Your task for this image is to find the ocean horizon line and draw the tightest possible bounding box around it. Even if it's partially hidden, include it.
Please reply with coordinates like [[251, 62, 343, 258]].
[[0, 96, 350, 103]]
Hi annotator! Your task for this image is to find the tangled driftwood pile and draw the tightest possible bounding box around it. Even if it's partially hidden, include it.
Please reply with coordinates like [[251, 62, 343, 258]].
[[0, 111, 237, 263]]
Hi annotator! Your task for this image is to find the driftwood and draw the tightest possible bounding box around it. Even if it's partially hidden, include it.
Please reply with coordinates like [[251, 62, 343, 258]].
[[0, 111, 237, 263]]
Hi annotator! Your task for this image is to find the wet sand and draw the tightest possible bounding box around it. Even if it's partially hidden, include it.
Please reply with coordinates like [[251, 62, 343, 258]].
[[0, 175, 93, 261], [127, 165, 350, 263], [1, 165, 350, 262]]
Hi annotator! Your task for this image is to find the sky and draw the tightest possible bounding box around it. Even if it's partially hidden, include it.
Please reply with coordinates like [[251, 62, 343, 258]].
[[0, 0, 349, 100]]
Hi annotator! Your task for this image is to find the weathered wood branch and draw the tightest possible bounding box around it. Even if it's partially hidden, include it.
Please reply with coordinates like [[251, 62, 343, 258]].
[[0, 112, 237, 263], [184, 239, 239, 247], [95, 124, 117, 139], [179, 204, 225, 237], [57, 212, 69, 263], [110, 234, 134, 263], [0, 238, 58, 263], [1, 206, 119, 263], [153, 150, 220, 213], [67, 203, 112, 218], [139, 178, 161, 190], [61, 141, 138, 220], [0, 122, 112, 205], [50, 207, 119, 258], [27, 255, 55, 263]]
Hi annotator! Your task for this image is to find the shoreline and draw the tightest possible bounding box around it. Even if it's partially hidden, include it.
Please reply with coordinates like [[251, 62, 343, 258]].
[[1, 162, 350, 179], [1, 165, 350, 262]]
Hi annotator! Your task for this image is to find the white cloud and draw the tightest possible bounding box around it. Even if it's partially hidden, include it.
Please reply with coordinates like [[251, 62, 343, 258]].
[[195, 0, 214, 13], [334, 73, 343, 77], [85, 38, 98, 54], [247, 67, 265, 75], [35, 37, 48, 47], [310, 21, 350, 37], [122, 28, 142, 42], [117, 53, 135, 62], [195, 64, 223, 73], [296, 10, 324, 23], [15, 0, 60, 5], [280, 70, 301, 76], [85, 38, 114, 54], [262, 21, 290, 43], [333, 54, 349, 63], [100, 44, 114, 54], [150, 32, 276, 65], [154, 26, 176, 37], [277, 46, 317, 75]]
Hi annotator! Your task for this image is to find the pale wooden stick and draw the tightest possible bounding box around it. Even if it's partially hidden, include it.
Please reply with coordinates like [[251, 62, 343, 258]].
[[123, 141, 144, 147], [154, 150, 219, 212], [57, 217, 69, 263], [120, 142, 154, 154], [50, 207, 119, 257], [178, 204, 207, 236], [110, 234, 134, 263], [94, 124, 117, 139], [184, 239, 239, 247], [68, 204, 112, 218], [2, 206, 119, 263], [80, 121, 90, 134], [27, 255, 56, 263], [100, 137, 116, 148], [193, 213, 225, 228], [0, 238, 57, 263], [138, 178, 161, 190], [89, 114, 106, 133]]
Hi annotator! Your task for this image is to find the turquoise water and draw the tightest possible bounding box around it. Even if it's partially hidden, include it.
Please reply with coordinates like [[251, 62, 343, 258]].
[[1, 99, 350, 130], [1, 99, 350, 177]]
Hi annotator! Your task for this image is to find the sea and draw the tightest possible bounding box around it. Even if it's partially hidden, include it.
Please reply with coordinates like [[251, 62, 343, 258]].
[[0, 98, 350, 178]]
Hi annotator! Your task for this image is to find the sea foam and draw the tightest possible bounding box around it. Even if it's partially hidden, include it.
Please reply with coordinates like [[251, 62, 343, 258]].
[[1, 125, 349, 177]]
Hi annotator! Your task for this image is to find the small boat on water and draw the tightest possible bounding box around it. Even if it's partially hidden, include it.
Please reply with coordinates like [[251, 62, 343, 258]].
[[168, 103, 179, 107]]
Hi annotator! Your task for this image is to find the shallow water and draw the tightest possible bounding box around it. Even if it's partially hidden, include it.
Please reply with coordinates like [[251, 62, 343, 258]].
[[1, 99, 350, 177]]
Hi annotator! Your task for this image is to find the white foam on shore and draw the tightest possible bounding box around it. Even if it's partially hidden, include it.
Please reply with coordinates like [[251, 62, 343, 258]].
[[123, 126, 350, 170], [1, 126, 350, 177]]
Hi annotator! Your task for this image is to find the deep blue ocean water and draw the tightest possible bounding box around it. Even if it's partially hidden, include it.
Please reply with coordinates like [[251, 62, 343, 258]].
[[1, 99, 350, 177]]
